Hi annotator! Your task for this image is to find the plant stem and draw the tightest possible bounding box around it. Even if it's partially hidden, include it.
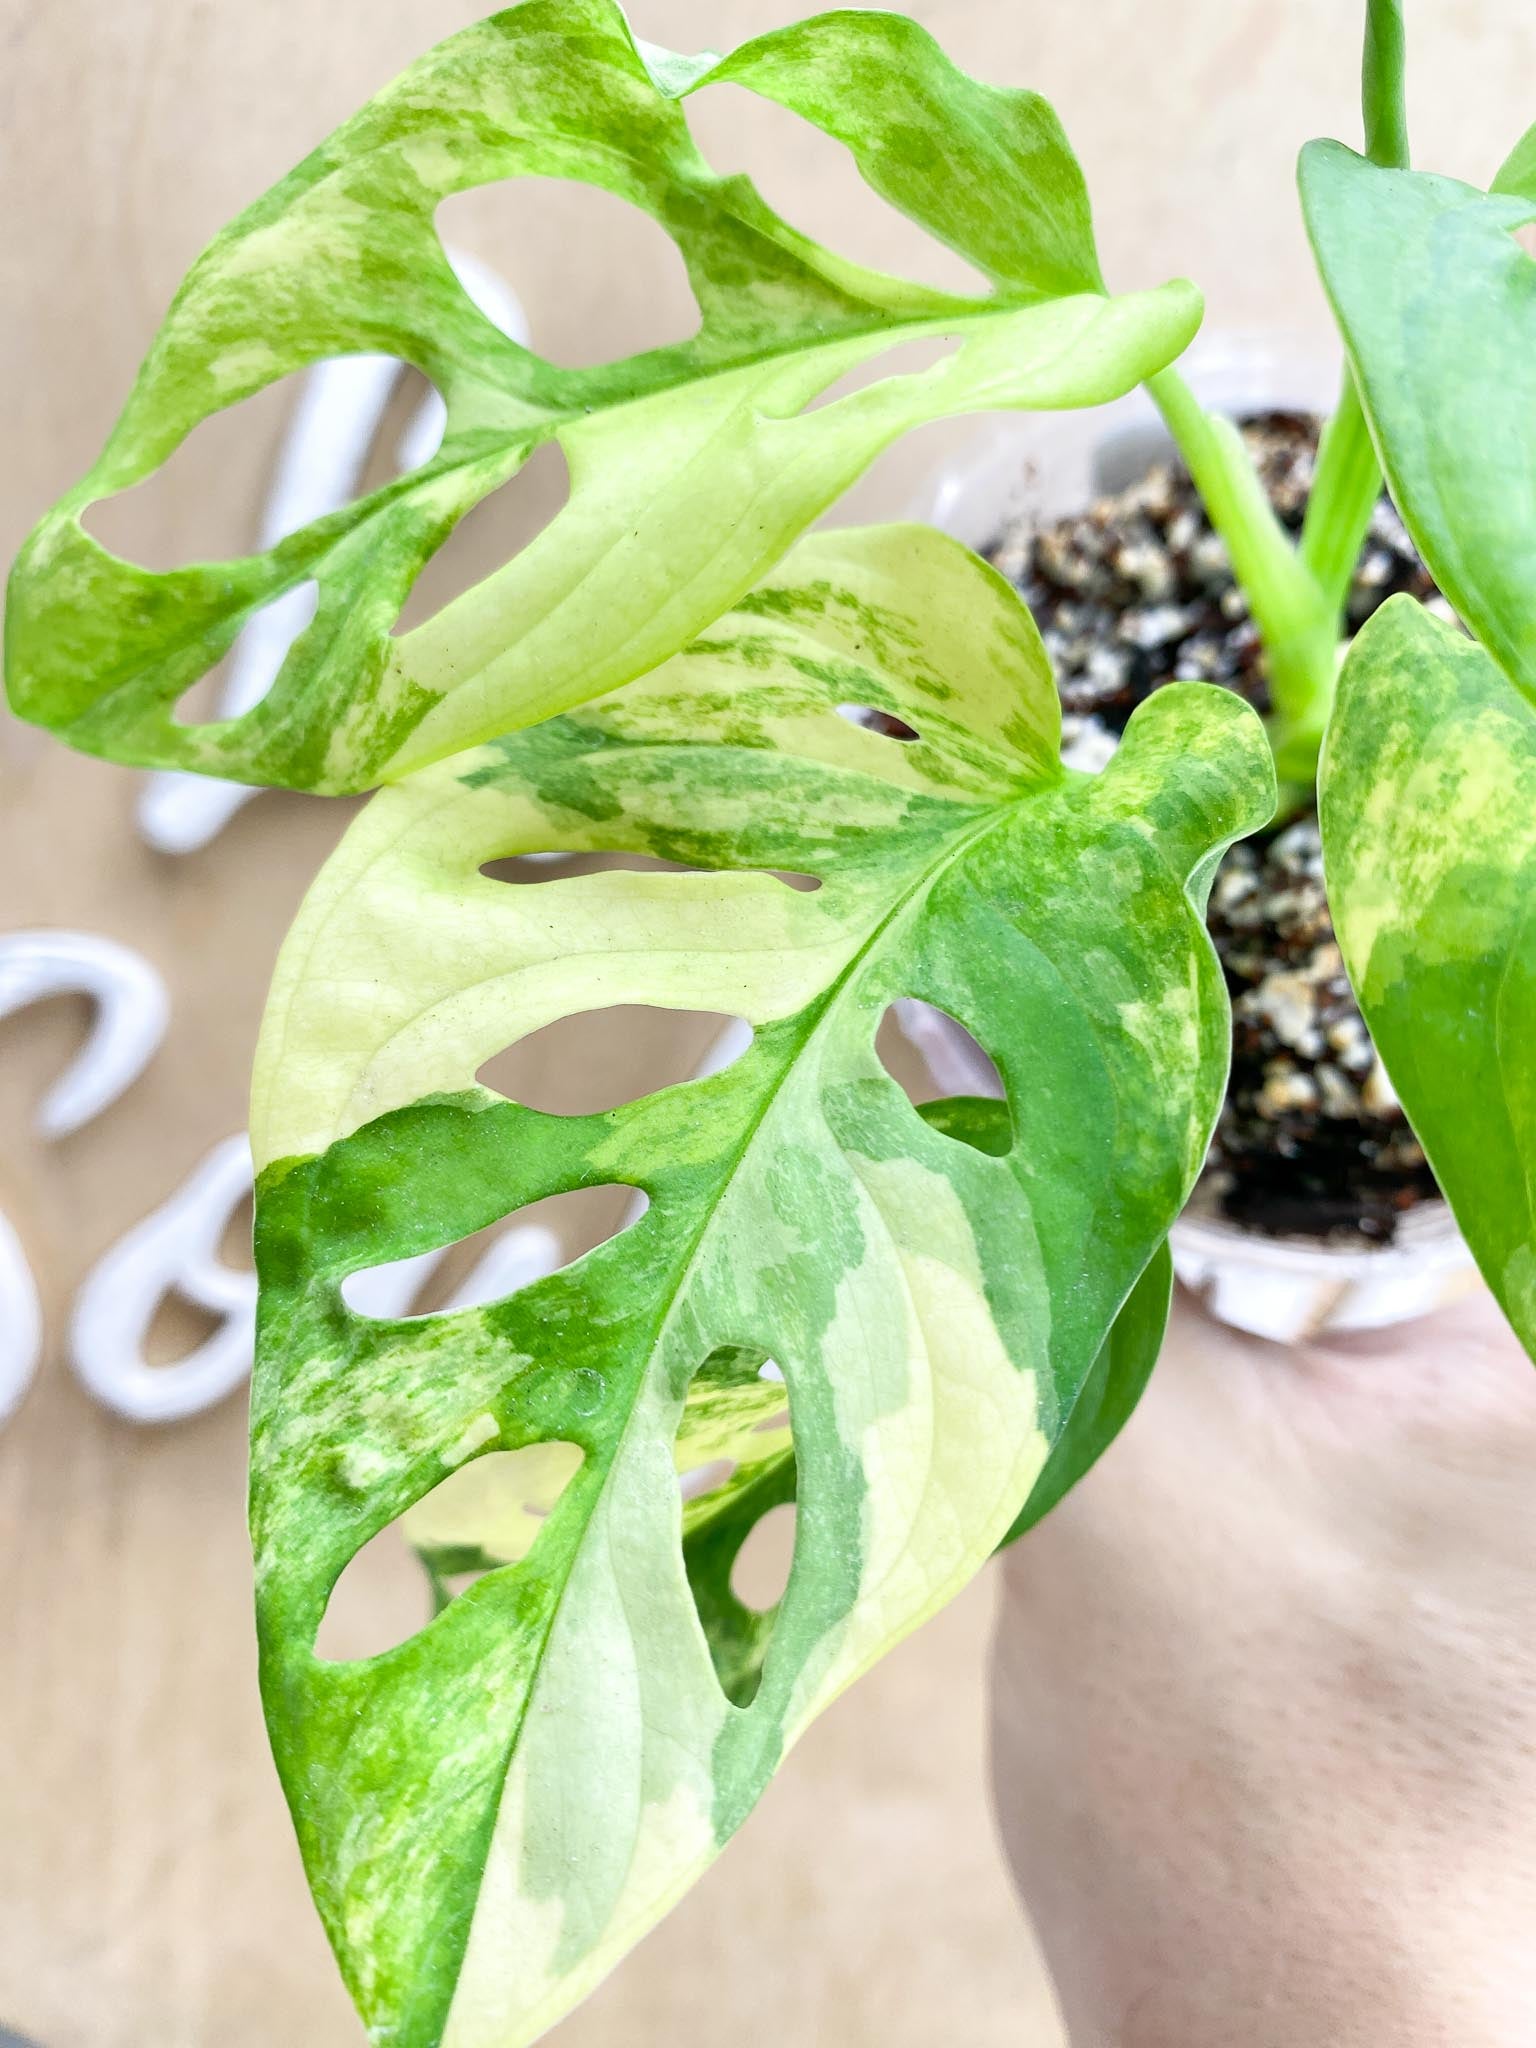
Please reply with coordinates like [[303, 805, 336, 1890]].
[[1362, 0, 1411, 171], [1300, 367, 1382, 616], [1146, 365, 1338, 797]]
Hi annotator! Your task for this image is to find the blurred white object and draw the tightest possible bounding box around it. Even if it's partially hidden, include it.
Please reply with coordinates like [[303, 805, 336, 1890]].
[[0, 1212, 42, 1427], [0, 930, 168, 1426], [691, 1013, 755, 1081], [70, 1135, 256, 1424], [0, 929, 168, 1137], [907, 341, 1484, 1340], [138, 247, 530, 854]]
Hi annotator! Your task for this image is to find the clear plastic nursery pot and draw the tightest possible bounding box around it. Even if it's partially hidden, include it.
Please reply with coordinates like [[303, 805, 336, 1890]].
[[905, 334, 1479, 1345]]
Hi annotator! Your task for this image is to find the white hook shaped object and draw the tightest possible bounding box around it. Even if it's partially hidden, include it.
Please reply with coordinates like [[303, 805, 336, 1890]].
[[0, 930, 169, 1138], [69, 1135, 256, 1424], [139, 247, 531, 855], [0, 1211, 42, 1426]]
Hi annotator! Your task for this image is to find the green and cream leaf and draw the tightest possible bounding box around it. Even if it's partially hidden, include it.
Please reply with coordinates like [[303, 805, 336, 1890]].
[[5, 0, 1198, 794], [1321, 596, 1536, 1363], [1300, 139, 1536, 705], [250, 524, 1273, 2046]]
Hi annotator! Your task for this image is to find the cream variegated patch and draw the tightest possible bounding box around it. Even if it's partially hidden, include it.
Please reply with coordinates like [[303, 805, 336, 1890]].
[[796, 1154, 1048, 1730]]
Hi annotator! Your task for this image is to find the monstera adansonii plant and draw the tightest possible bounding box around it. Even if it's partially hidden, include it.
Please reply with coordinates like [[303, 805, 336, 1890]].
[[87, 2, 1536, 2043]]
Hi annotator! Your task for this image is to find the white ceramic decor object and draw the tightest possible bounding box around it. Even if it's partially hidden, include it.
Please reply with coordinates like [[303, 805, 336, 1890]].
[[0, 1212, 42, 1427], [0, 929, 169, 1137], [436, 1221, 562, 1313], [0, 929, 169, 1426], [138, 246, 530, 855], [889, 995, 998, 1102], [70, 1135, 257, 1424], [909, 342, 1481, 1340]]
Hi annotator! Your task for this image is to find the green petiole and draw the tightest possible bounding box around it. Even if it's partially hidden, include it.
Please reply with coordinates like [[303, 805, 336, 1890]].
[[1299, 368, 1383, 616], [1146, 364, 1339, 801]]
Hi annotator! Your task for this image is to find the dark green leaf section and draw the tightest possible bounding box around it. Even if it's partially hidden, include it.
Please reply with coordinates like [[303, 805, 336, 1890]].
[[1300, 140, 1536, 704], [5, 0, 1197, 793], [249, 528, 1273, 2046], [1005, 1240, 1172, 1537], [1321, 597, 1536, 1363]]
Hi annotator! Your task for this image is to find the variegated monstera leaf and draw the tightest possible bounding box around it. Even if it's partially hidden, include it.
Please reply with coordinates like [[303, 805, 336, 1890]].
[[5, 0, 1201, 794], [1303, 119, 1536, 1362], [249, 525, 1271, 2046], [1322, 600, 1536, 1359]]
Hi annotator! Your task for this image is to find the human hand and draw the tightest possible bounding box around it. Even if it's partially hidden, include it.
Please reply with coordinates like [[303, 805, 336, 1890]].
[[991, 1285, 1536, 2048]]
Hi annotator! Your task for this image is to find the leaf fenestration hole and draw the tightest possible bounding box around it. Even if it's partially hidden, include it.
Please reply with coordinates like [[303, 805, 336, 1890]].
[[1514, 223, 1536, 260], [169, 580, 320, 728], [678, 1343, 797, 1708], [435, 180, 700, 368], [80, 358, 438, 574], [730, 1502, 797, 1614], [681, 82, 992, 297], [836, 703, 920, 742], [392, 441, 570, 634], [315, 1440, 584, 1663], [478, 849, 821, 892], [341, 1185, 647, 1321], [476, 1007, 751, 1116], [801, 333, 959, 416], [877, 1000, 1011, 1152]]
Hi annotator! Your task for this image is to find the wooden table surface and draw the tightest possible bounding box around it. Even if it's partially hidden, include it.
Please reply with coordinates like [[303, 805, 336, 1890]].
[[4, 1, 1534, 2041]]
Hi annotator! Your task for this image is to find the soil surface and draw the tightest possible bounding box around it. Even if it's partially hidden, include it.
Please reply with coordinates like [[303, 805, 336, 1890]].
[[984, 412, 1442, 1244]]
